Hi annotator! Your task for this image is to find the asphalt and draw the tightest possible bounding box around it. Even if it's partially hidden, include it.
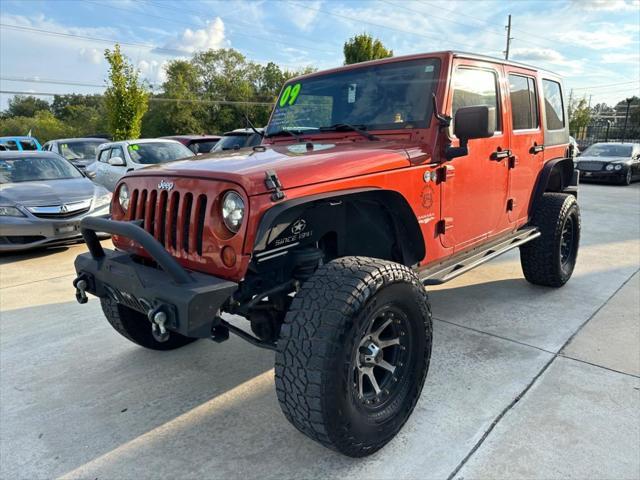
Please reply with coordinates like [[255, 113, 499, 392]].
[[0, 182, 638, 480]]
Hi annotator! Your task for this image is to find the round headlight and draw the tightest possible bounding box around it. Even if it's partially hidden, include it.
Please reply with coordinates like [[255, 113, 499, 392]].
[[614, 164, 622, 171], [221, 191, 245, 233], [606, 164, 614, 171], [118, 183, 130, 211]]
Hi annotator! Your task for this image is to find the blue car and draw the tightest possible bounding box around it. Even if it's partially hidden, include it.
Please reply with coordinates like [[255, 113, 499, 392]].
[[0, 136, 42, 151]]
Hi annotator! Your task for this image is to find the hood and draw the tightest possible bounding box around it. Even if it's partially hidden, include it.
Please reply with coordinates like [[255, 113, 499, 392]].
[[0, 177, 99, 206], [69, 158, 96, 167], [577, 155, 631, 164], [125, 140, 420, 194]]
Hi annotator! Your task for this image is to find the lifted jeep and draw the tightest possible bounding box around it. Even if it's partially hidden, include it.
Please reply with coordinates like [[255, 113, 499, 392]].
[[74, 51, 580, 457]]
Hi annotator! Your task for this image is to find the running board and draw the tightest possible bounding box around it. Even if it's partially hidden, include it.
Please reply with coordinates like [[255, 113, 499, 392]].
[[419, 227, 541, 285]]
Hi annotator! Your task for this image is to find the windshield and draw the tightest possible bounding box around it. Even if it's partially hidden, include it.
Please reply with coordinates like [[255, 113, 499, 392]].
[[189, 140, 219, 153], [211, 134, 259, 152], [127, 142, 195, 164], [0, 155, 83, 183], [266, 58, 441, 137], [582, 143, 633, 157], [59, 140, 103, 161]]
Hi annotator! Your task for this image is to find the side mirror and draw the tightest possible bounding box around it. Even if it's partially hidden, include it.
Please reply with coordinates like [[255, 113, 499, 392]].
[[108, 156, 125, 166], [446, 106, 496, 160]]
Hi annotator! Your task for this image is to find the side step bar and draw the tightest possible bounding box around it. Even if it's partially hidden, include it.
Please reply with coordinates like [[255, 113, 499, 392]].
[[419, 227, 541, 285]]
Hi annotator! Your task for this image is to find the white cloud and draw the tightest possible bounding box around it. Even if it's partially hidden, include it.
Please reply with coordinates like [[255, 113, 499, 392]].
[[569, 0, 640, 11], [288, 0, 322, 31], [601, 52, 640, 64], [160, 17, 226, 54], [78, 47, 101, 64], [555, 26, 636, 50], [137, 59, 168, 85], [510, 47, 565, 63]]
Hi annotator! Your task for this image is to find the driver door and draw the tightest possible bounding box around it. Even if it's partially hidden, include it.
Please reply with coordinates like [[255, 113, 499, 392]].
[[440, 61, 511, 251], [106, 146, 127, 191]]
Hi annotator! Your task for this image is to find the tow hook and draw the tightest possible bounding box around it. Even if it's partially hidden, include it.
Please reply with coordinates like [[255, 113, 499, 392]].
[[147, 306, 170, 342], [73, 275, 89, 304]]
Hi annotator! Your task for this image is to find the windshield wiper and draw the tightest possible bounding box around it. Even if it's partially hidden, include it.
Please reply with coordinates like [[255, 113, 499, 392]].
[[264, 128, 304, 142], [318, 123, 380, 141]]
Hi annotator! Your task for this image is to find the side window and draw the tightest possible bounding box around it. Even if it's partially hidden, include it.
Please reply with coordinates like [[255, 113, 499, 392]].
[[19, 139, 38, 151], [98, 149, 110, 163], [42, 142, 50, 151], [508, 74, 539, 130], [542, 79, 565, 131], [452, 67, 501, 132], [110, 146, 124, 160]]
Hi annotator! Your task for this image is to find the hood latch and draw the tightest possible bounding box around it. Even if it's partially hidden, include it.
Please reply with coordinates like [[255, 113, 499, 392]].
[[265, 170, 285, 201]]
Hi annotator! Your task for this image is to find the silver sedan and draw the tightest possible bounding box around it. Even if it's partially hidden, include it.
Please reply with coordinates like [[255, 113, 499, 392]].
[[0, 151, 111, 252]]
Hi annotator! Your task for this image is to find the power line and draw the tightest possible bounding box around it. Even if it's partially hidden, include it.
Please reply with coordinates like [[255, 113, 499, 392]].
[[285, 0, 480, 51], [572, 80, 639, 90], [0, 90, 275, 106]]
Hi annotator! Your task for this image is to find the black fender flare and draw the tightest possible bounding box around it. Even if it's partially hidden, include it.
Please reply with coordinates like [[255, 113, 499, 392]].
[[529, 157, 578, 215], [253, 188, 425, 266]]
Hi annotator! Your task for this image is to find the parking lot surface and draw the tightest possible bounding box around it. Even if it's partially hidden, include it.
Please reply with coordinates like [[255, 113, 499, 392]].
[[1, 183, 639, 480]]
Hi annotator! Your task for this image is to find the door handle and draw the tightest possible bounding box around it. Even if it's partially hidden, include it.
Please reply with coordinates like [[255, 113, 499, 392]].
[[491, 149, 511, 160], [530, 143, 544, 154]]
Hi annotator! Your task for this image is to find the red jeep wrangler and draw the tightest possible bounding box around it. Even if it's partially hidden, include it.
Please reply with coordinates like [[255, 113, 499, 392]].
[[74, 51, 580, 457]]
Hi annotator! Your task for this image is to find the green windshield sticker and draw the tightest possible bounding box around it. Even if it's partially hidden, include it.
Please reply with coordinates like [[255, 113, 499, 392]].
[[129, 144, 139, 151], [279, 83, 301, 107]]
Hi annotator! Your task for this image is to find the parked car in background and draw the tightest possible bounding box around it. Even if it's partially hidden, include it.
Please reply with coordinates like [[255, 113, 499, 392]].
[[0, 136, 42, 151], [210, 128, 264, 152], [162, 135, 221, 154], [0, 151, 111, 252], [0, 144, 7, 151], [42, 137, 108, 172], [86, 138, 195, 191], [574, 142, 640, 185], [569, 135, 580, 159]]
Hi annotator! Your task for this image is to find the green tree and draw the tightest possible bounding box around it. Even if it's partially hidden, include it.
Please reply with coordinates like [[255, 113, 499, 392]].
[[343, 34, 393, 65], [4, 95, 50, 118], [104, 44, 149, 140], [0, 111, 73, 142], [159, 60, 205, 134], [569, 98, 591, 136]]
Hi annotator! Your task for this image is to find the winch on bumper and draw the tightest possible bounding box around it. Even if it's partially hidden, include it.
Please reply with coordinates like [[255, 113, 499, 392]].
[[73, 216, 237, 339]]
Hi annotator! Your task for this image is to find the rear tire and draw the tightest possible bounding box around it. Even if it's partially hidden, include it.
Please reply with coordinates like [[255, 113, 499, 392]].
[[520, 193, 580, 287], [275, 257, 432, 457], [100, 297, 197, 350]]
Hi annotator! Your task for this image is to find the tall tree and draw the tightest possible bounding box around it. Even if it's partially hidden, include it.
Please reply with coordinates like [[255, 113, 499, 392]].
[[343, 34, 393, 65], [103, 44, 149, 140], [4, 95, 50, 118], [569, 98, 591, 136]]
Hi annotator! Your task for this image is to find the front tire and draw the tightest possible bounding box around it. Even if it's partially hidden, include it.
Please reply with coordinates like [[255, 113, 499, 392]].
[[622, 169, 632, 185], [520, 193, 580, 287], [100, 297, 197, 350], [275, 257, 432, 457]]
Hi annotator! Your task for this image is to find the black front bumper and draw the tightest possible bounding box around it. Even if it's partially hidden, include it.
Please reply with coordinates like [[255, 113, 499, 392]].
[[74, 217, 237, 338]]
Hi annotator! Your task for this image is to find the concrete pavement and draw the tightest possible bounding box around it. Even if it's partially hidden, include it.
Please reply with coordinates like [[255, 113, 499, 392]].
[[1, 182, 639, 479]]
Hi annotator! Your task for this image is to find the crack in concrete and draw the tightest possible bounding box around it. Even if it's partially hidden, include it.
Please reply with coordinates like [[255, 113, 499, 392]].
[[445, 267, 640, 480]]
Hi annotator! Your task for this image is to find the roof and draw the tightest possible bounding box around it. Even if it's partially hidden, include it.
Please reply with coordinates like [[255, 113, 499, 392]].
[[97, 138, 182, 148], [224, 128, 265, 135], [0, 136, 39, 140], [0, 151, 58, 158], [48, 137, 108, 143], [289, 50, 562, 83], [162, 135, 221, 141]]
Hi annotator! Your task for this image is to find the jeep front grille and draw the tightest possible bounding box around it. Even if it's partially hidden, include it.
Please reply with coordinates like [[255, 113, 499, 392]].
[[578, 161, 604, 171], [128, 188, 208, 257]]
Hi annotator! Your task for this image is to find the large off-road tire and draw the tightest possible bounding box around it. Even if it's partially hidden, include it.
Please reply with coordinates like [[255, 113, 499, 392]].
[[275, 257, 432, 457], [520, 193, 580, 287], [100, 297, 197, 350]]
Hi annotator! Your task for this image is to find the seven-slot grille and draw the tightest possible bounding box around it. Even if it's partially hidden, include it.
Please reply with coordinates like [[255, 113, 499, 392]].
[[128, 188, 208, 257], [577, 161, 604, 171]]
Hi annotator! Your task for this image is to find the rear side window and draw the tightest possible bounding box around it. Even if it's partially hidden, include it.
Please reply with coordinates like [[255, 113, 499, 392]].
[[509, 75, 539, 130], [452, 68, 501, 132], [19, 139, 38, 151], [542, 79, 565, 131], [98, 149, 110, 162]]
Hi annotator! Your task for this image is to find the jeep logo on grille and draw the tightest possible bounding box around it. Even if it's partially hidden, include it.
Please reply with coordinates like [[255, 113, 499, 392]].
[[157, 180, 174, 191]]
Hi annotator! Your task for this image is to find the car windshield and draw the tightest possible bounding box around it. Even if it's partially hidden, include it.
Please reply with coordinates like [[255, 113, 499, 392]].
[[126, 142, 195, 164], [59, 140, 103, 161], [0, 155, 83, 183], [211, 134, 253, 152], [582, 143, 633, 157], [189, 140, 218, 153], [266, 58, 441, 137]]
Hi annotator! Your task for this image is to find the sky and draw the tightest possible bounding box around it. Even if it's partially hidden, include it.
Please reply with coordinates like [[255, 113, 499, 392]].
[[1, 0, 639, 111]]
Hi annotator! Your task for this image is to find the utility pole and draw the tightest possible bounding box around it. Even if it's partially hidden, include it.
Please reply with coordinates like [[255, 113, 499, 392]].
[[588, 94, 592, 109], [504, 14, 513, 60], [622, 97, 633, 143]]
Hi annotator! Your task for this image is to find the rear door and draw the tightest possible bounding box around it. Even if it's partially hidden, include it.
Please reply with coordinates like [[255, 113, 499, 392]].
[[440, 60, 511, 251], [504, 69, 544, 224], [106, 146, 127, 190]]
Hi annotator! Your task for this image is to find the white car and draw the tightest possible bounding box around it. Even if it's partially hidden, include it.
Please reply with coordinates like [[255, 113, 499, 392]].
[[86, 139, 195, 191]]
